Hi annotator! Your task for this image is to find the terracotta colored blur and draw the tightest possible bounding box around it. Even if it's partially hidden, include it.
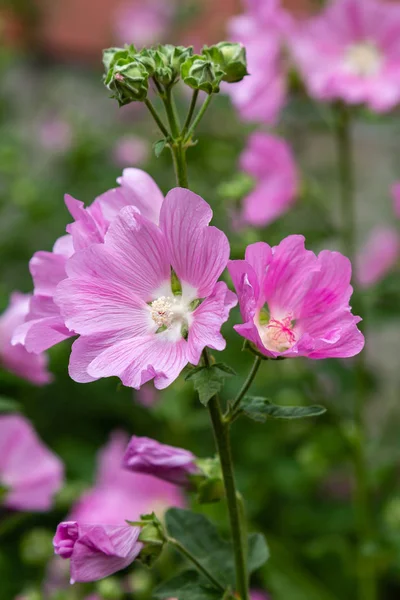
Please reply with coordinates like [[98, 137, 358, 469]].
[[5, 0, 314, 62]]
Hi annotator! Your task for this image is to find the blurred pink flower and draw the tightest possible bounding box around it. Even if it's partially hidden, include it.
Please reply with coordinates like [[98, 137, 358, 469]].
[[0, 414, 63, 511], [38, 118, 72, 153], [250, 592, 270, 600], [13, 170, 164, 356], [391, 182, 400, 218], [290, 0, 400, 112], [70, 431, 185, 525], [224, 0, 292, 124], [55, 189, 236, 389], [136, 383, 159, 407], [240, 132, 298, 226], [0, 292, 52, 385], [229, 235, 364, 359], [113, 136, 150, 168], [114, 0, 174, 48], [357, 226, 399, 288]]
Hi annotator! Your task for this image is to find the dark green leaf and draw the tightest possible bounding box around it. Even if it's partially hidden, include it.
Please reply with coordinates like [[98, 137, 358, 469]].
[[213, 363, 237, 376], [153, 570, 221, 600], [185, 364, 235, 406], [248, 533, 269, 573], [0, 396, 21, 413], [153, 139, 167, 158], [242, 397, 326, 422]]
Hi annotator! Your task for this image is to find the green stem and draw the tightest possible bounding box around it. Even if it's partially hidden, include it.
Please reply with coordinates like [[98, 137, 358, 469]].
[[229, 356, 262, 418], [163, 86, 180, 139], [182, 89, 199, 138], [144, 98, 169, 139], [335, 103, 376, 600], [184, 94, 213, 142], [203, 350, 249, 600], [167, 537, 225, 592]]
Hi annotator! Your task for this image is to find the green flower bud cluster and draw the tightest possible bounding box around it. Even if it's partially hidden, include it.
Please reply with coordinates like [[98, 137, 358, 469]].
[[103, 42, 248, 106]]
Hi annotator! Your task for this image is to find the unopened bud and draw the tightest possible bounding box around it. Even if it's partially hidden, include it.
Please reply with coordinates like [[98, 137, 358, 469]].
[[181, 55, 224, 94]]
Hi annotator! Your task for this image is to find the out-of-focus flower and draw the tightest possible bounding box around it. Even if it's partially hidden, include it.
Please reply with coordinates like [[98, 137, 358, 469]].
[[0, 293, 52, 384], [224, 0, 292, 124], [356, 226, 399, 288], [240, 132, 298, 226], [123, 436, 199, 486], [113, 136, 150, 168], [136, 383, 159, 407], [391, 182, 400, 218], [13, 170, 164, 356], [250, 591, 270, 600], [55, 189, 236, 389], [38, 118, 72, 153], [53, 521, 142, 583], [0, 414, 63, 511], [290, 0, 400, 112], [70, 432, 185, 526], [229, 235, 364, 358], [114, 0, 174, 48]]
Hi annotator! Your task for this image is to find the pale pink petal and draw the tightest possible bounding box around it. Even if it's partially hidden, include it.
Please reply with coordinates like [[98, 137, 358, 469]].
[[356, 226, 399, 288]]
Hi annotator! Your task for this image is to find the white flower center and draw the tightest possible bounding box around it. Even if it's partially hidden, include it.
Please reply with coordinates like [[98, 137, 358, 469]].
[[150, 296, 179, 328], [343, 42, 382, 77], [258, 313, 297, 353]]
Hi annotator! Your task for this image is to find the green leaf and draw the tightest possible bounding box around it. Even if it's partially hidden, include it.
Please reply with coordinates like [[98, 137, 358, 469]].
[[248, 533, 269, 573], [186, 364, 235, 406], [153, 138, 167, 158], [0, 396, 21, 413], [153, 570, 221, 600], [242, 397, 326, 422]]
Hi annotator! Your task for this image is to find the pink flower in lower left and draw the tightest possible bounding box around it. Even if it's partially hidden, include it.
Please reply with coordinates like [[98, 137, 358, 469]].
[[0, 414, 64, 511]]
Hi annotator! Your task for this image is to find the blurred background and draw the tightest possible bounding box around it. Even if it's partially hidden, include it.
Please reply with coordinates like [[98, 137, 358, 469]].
[[1, 1, 400, 599]]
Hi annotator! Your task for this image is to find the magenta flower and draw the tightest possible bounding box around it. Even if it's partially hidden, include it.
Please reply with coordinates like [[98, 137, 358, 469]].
[[229, 235, 364, 359], [250, 592, 270, 600], [13, 169, 164, 354], [240, 132, 298, 226], [113, 136, 150, 168], [357, 226, 399, 288], [224, 0, 292, 124], [392, 182, 400, 218], [0, 293, 52, 384], [70, 432, 185, 526], [114, 0, 174, 48], [0, 415, 63, 511], [55, 188, 236, 389], [53, 521, 142, 583], [123, 436, 199, 486], [290, 0, 400, 111]]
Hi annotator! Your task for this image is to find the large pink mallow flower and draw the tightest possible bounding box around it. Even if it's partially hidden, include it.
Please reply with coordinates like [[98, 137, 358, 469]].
[[356, 226, 399, 288], [290, 0, 400, 112], [224, 0, 292, 124], [114, 0, 174, 48], [69, 431, 185, 526], [240, 132, 298, 227], [53, 521, 143, 583], [228, 235, 364, 359], [13, 169, 164, 355], [0, 293, 52, 385], [55, 188, 236, 389], [0, 415, 63, 511]]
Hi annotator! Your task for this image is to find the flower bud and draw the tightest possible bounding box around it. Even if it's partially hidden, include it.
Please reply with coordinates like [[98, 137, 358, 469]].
[[134, 513, 166, 567], [203, 42, 248, 83], [145, 45, 193, 87], [181, 55, 224, 94], [104, 50, 149, 106]]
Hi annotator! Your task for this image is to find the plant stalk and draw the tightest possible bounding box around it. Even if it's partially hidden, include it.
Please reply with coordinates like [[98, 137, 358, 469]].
[[167, 537, 225, 592]]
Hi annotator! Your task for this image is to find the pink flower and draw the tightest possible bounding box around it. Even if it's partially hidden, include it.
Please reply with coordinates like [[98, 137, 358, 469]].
[[228, 235, 364, 359], [356, 226, 399, 288], [240, 132, 298, 227], [290, 0, 400, 112], [0, 414, 63, 511], [391, 182, 400, 218], [55, 188, 236, 389], [53, 521, 142, 583], [0, 293, 52, 384], [13, 169, 164, 355], [123, 436, 199, 486], [224, 0, 292, 124], [70, 432, 185, 526], [38, 118, 72, 153], [114, 0, 174, 48], [251, 592, 270, 600], [113, 136, 150, 168]]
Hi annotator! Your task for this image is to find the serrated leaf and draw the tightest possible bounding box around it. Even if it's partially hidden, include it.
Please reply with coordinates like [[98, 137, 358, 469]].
[[242, 397, 326, 422], [153, 570, 221, 600], [0, 396, 21, 413], [153, 139, 167, 157], [185, 364, 235, 406]]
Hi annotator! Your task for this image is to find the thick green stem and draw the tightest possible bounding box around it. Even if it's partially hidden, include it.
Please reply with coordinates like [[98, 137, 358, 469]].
[[203, 350, 249, 600], [170, 143, 189, 189], [167, 537, 225, 592], [163, 86, 180, 140], [335, 103, 376, 600]]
